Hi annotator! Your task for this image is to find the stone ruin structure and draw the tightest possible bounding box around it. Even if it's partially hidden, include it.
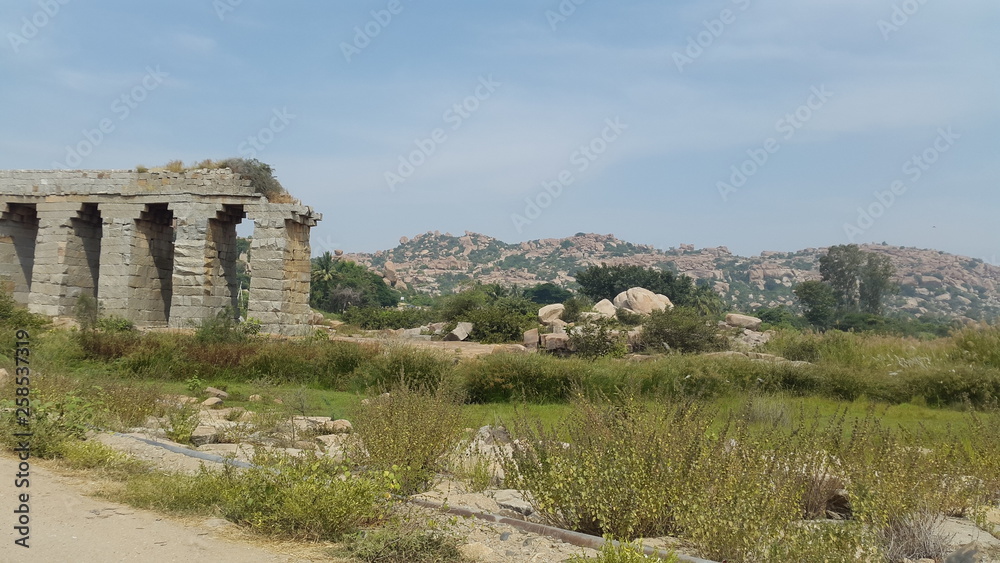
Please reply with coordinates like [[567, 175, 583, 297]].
[[0, 169, 321, 335]]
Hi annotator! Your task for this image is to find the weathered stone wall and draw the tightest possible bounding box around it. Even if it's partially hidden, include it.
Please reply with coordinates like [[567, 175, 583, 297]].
[[0, 169, 321, 335]]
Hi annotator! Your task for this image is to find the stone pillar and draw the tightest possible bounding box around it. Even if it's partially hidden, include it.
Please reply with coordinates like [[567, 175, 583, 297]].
[[97, 203, 141, 321], [28, 202, 85, 317], [246, 210, 314, 335], [168, 202, 221, 328]]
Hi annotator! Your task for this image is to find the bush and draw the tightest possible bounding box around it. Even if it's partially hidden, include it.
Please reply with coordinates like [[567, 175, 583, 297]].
[[348, 380, 465, 494], [195, 308, 260, 344], [569, 319, 628, 360], [217, 158, 289, 201], [568, 540, 678, 563], [59, 440, 149, 478], [435, 289, 488, 322], [352, 343, 454, 392], [219, 450, 397, 540], [0, 286, 47, 331], [462, 305, 534, 344], [342, 306, 433, 330], [111, 468, 227, 515], [561, 296, 592, 324], [459, 353, 581, 403], [97, 315, 135, 333], [503, 390, 854, 561], [639, 307, 728, 354], [346, 518, 466, 563]]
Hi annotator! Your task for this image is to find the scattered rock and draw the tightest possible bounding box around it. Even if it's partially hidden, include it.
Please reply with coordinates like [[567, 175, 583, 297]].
[[578, 311, 604, 321], [541, 333, 570, 351], [330, 419, 353, 434], [492, 344, 528, 354], [612, 287, 673, 315], [201, 397, 223, 408], [593, 299, 617, 318], [204, 387, 229, 400], [938, 517, 1000, 551], [726, 313, 763, 331], [548, 319, 567, 333], [523, 328, 539, 350], [400, 327, 424, 339], [537, 304, 565, 324], [248, 394, 263, 402], [190, 425, 220, 446], [444, 322, 474, 341], [492, 489, 534, 516], [475, 425, 511, 445]]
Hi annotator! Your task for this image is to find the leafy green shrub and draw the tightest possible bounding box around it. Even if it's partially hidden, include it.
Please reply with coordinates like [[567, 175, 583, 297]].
[[195, 308, 260, 344], [342, 306, 433, 330], [59, 440, 149, 477], [0, 286, 48, 330], [568, 540, 678, 562], [219, 450, 397, 540], [163, 404, 200, 444], [347, 519, 466, 563], [561, 296, 593, 323], [97, 315, 135, 333], [502, 393, 705, 538], [639, 307, 728, 354], [435, 289, 488, 322], [764, 330, 823, 363], [903, 365, 1000, 408], [615, 309, 643, 327], [569, 319, 628, 359], [352, 343, 454, 392], [459, 352, 581, 403], [349, 380, 465, 494], [111, 468, 227, 514], [462, 305, 534, 344], [504, 391, 860, 562]]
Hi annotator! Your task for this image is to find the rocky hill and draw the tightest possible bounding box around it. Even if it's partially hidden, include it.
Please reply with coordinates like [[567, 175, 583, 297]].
[[340, 232, 1000, 321]]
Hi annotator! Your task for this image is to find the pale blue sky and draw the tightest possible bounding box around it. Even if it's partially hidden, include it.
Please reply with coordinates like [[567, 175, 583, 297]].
[[2, 1, 997, 260]]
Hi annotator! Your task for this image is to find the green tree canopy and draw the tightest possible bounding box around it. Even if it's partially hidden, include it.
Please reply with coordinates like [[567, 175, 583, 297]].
[[817, 244, 897, 315], [818, 244, 865, 311], [523, 282, 572, 305], [793, 280, 837, 329], [310, 253, 399, 313]]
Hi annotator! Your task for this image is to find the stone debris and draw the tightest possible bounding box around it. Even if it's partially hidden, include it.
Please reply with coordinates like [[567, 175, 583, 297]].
[[204, 386, 229, 400], [612, 287, 673, 315], [725, 313, 762, 331], [537, 304, 565, 324], [445, 321, 474, 341]]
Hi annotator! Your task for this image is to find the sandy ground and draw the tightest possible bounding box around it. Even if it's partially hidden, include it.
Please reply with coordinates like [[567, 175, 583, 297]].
[[0, 453, 321, 563]]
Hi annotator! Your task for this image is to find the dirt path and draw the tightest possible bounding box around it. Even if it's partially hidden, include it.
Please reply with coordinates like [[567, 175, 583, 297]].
[[0, 453, 318, 563]]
